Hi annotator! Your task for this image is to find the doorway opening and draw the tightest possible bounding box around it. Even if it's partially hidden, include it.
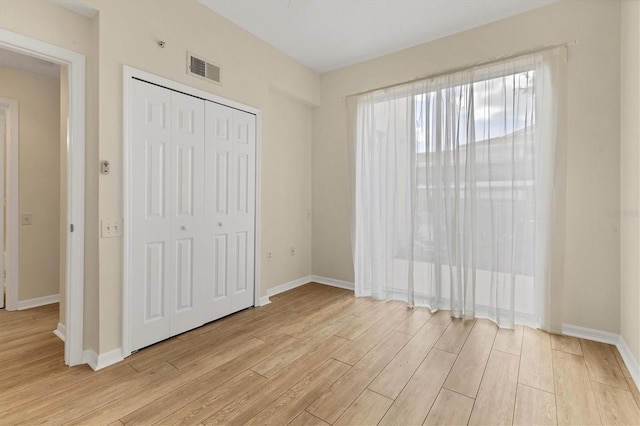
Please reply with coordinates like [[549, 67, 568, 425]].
[[0, 29, 85, 366]]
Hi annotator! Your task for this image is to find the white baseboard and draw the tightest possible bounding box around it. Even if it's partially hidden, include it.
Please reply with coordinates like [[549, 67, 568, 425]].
[[562, 324, 619, 345], [53, 322, 66, 342], [617, 336, 640, 391], [17, 293, 60, 310], [83, 348, 124, 371], [311, 275, 355, 291], [262, 275, 355, 302], [82, 350, 99, 370], [258, 296, 271, 306], [563, 323, 639, 391], [266, 275, 313, 297]]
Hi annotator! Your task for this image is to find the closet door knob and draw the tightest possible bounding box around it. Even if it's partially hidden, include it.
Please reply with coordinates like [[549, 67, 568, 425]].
[[181, 225, 188, 230], [218, 222, 223, 227]]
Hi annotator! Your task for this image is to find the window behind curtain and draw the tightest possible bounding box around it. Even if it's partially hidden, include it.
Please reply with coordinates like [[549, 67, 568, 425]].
[[410, 69, 538, 323], [351, 48, 566, 329]]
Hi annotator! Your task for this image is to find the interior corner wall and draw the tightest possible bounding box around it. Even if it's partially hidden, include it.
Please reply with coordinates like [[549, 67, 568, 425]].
[[312, 0, 622, 334], [0, 66, 60, 302], [0, 0, 100, 353], [261, 89, 313, 292], [87, 0, 319, 353], [620, 0, 640, 365]]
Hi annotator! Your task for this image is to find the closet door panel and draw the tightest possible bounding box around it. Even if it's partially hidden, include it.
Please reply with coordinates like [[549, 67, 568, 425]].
[[169, 91, 206, 337], [204, 102, 236, 321], [235, 231, 249, 292], [213, 233, 229, 299], [131, 80, 173, 350], [230, 109, 256, 311]]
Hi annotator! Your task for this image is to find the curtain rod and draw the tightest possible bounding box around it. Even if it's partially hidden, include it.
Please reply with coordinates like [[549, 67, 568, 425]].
[[343, 40, 577, 99]]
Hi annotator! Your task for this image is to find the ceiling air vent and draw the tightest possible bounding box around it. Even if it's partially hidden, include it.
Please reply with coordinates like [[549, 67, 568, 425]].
[[187, 52, 221, 85]]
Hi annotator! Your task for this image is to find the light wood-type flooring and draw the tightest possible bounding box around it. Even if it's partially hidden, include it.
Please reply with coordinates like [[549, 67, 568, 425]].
[[1, 283, 639, 425]]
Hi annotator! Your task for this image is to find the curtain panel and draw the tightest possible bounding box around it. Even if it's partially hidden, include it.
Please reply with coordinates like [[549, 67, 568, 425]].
[[347, 48, 567, 331]]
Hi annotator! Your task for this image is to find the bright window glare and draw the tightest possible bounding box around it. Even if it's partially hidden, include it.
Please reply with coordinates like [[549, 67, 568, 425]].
[[415, 70, 535, 153]]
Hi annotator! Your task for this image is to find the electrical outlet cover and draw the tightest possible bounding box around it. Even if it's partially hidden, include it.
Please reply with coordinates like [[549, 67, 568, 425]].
[[21, 213, 33, 225]]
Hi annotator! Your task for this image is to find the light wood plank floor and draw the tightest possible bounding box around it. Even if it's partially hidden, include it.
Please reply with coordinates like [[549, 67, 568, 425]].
[[1, 283, 639, 425]]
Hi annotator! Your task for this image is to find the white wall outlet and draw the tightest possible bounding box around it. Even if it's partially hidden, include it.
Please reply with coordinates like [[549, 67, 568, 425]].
[[290, 246, 295, 256], [267, 251, 272, 261], [21, 213, 33, 225], [101, 219, 123, 238]]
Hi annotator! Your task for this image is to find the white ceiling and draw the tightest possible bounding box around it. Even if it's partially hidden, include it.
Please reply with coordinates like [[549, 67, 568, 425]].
[[0, 48, 60, 79], [200, 0, 556, 73]]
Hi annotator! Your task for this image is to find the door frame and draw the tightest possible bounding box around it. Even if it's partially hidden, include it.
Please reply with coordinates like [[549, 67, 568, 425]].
[[0, 29, 86, 367], [121, 66, 262, 357], [0, 98, 18, 312]]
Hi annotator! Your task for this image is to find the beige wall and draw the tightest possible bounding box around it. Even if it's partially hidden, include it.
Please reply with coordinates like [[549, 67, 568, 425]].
[[262, 89, 313, 289], [313, 0, 622, 333], [620, 0, 640, 364], [0, 66, 60, 301]]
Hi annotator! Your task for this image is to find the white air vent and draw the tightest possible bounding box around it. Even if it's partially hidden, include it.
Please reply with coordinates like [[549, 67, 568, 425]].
[[187, 52, 221, 85]]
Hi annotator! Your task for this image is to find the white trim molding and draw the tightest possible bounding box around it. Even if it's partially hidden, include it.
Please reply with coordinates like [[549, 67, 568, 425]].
[[257, 276, 312, 306], [266, 276, 313, 298], [563, 323, 640, 391], [562, 323, 620, 345], [54, 322, 66, 342], [261, 275, 355, 302], [311, 275, 355, 291], [258, 296, 271, 306], [83, 348, 124, 371], [16, 293, 60, 310], [617, 336, 640, 391], [254, 111, 263, 313]]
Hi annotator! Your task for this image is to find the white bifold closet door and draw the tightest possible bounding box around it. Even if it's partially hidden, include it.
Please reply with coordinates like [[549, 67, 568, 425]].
[[130, 79, 255, 351]]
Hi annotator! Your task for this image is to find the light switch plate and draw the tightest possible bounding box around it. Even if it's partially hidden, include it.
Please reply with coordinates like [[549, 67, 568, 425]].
[[101, 219, 122, 238]]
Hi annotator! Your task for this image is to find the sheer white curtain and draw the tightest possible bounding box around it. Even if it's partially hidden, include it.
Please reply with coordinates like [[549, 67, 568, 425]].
[[349, 49, 566, 330]]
